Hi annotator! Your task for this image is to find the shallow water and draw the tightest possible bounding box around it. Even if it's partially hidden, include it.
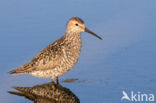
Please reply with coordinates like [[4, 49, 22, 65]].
[[0, 0, 156, 103]]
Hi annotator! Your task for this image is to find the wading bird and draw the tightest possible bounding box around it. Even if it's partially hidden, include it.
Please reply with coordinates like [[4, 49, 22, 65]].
[[9, 17, 102, 84]]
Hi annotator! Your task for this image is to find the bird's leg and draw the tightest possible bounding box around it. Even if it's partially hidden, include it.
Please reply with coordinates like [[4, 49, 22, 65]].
[[56, 77, 59, 85], [51, 77, 55, 85], [51, 77, 57, 88]]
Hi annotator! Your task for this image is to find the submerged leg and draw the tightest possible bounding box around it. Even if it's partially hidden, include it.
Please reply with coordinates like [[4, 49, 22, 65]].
[[51, 77, 55, 85]]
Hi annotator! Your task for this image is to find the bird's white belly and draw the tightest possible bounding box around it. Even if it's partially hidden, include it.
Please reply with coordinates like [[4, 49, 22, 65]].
[[30, 55, 79, 78], [30, 70, 56, 78]]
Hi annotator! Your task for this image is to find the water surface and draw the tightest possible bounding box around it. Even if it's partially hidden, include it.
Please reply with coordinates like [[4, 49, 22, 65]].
[[0, 0, 156, 103]]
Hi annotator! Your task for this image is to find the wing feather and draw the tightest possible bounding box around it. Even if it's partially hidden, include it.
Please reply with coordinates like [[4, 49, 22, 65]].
[[9, 36, 65, 75]]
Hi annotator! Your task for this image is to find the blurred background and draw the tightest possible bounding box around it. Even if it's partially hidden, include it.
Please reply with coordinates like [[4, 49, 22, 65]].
[[0, 0, 156, 103]]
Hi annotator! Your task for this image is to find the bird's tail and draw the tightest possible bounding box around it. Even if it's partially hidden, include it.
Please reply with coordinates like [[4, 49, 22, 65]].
[[9, 68, 24, 75], [9, 65, 29, 75], [9, 69, 21, 75], [9, 61, 33, 75]]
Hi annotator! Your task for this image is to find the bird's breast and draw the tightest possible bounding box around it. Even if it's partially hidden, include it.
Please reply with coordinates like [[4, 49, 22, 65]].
[[60, 39, 82, 70]]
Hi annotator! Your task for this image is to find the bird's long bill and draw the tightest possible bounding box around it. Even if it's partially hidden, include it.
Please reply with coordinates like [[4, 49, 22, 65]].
[[85, 28, 102, 40]]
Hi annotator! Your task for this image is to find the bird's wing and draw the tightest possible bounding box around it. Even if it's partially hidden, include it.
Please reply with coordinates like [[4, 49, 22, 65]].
[[10, 36, 65, 75], [31, 41, 63, 67]]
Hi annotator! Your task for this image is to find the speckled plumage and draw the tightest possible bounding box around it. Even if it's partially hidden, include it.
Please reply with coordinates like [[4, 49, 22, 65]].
[[29, 32, 82, 79], [10, 17, 102, 83]]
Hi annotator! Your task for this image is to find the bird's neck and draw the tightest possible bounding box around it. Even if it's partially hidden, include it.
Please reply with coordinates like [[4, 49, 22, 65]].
[[64, 31, 82, 43], [64, 31, 82, 51]]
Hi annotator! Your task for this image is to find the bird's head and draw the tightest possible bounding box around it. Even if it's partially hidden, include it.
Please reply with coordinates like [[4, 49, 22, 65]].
[[66, 17, 102, 40]]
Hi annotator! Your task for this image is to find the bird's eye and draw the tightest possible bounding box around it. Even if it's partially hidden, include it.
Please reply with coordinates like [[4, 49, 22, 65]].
[[75, 23, 79, 26]]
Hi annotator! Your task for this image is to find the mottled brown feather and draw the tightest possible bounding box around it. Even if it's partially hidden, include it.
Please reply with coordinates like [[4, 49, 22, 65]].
[[10, 36, 65, 74]]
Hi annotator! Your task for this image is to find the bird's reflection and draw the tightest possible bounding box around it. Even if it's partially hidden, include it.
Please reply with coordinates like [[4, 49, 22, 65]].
[[8, 83, 80, 103]]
